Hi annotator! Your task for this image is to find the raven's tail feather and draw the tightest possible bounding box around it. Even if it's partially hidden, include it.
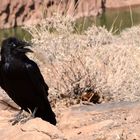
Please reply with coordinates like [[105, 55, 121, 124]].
[[35, 99, 57, 125], [41, 110, 56, 125]]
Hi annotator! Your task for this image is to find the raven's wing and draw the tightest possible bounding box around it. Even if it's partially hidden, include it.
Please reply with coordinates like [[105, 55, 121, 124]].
[[0, 61, 4, 89], [0, 61, 2, 87], [25, 60, 49, 96]]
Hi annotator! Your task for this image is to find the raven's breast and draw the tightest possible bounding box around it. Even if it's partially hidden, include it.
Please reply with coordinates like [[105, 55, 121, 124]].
[[2, 62, 41, 110]]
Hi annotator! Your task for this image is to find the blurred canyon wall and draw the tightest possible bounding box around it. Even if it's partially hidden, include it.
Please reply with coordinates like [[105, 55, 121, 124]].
[[0, 0, 140, 29]]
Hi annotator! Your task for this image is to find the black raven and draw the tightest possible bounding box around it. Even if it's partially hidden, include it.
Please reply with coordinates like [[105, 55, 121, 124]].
[[0, 37, 56, 125]]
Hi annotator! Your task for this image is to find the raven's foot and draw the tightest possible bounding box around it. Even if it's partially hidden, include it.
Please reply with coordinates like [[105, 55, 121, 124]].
[[19, 115, 34, 124], [19, 107, 38, 124], [9, 107, 38, 125], [9, 110, 32, 125], [9, 109, 23, 125]]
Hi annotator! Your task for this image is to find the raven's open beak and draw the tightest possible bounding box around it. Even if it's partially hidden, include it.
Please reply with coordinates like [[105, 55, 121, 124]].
[[17, 41, 33, 53]]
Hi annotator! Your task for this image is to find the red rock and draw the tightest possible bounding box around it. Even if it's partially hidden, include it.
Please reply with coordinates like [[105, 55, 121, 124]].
[[0, 0, 10, 13], [0, 0, 140, 29]]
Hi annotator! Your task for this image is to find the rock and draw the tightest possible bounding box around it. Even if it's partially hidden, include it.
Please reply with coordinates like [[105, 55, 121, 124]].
[[21, 118, 65, 140], [106, 0, 140, 8], [5, 118, 65, 140], [58, 102, 140, 140], [1, 0, 140, 29], [0, 0, 10, 14]]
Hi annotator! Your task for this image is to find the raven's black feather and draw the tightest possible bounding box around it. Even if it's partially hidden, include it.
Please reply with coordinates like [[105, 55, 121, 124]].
[[0, 37, 56, 125]]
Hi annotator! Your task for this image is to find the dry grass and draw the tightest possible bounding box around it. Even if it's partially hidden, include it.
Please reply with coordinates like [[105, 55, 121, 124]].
[[24, 14, 140, 108]]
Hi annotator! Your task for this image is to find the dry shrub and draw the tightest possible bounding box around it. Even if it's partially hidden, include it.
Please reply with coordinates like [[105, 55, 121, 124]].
[[25, 15, 140, 108], [118, 26, 140, 46]]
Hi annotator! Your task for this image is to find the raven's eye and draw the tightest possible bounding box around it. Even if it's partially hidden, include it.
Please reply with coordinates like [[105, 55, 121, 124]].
[[9, 42, 16, 48]]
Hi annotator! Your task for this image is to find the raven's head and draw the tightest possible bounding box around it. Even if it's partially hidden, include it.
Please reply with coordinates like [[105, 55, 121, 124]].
[[1, 37, 32, 57]]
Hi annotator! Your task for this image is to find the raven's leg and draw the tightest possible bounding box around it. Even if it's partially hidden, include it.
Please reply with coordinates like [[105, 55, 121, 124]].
[[9, 107, 38, 125], [32, 107, 38, 117], [19, 107, 38, 124]]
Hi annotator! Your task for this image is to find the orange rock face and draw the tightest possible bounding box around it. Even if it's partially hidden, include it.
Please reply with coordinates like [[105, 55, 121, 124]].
[[0, 0, 140, 29]]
